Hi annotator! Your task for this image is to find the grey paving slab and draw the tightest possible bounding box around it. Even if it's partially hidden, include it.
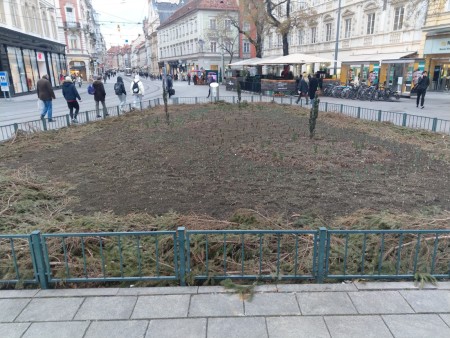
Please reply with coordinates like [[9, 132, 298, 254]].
[[0, 290, 39, 298], [436, 281, 450, 290], [354, 282, 437, 290], [189, 294, 244, 317], [244, 293, 300, 316], [197, 286, 236, 294], [146, 318, 206, 338], [84, 320, 148, 338], [22, 321, 89, 338], [0, 323, 30, 338], [117, 286, 198, 296], [277, 283, 357, 292], [0, 298, 30, 322], [132, 295, 190, 319], [74, 296, 136, 320], [324, 315, 393, 338], [382, 314, 450, 338], [348, 291, 414, 314], [266, 316, 330, 338], [297, 292, 357, 315], [440, 314, 450, 327], [400, 290, 450, 313], [207, 317, 268, 338], [36, 288, 119, 297], [15, 297, 84, 322]]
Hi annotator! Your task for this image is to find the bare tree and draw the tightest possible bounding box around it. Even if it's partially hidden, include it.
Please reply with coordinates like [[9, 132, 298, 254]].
[[227, 0, 268, 58], [206, 15, 240, 65]]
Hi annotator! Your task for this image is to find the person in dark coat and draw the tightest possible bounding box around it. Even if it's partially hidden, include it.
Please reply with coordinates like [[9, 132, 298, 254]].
[[36, 74, 56, 122], [62, 76, 82, 123], [308, 73, 320, 105], [115, 76, 127, 112], [296, 75, 309, 104], [416, 71, 430, 109], [93, 76, 108, 118]]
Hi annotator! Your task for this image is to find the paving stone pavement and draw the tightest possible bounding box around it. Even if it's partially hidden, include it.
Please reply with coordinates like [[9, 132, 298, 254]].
[[0, 282, 449, 338]]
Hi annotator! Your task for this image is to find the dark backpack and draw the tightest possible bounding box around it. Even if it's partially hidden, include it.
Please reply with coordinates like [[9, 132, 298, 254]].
[[114, 82, 122, 95], [87, 84, 95, 95], [132, 81, 140, 93]]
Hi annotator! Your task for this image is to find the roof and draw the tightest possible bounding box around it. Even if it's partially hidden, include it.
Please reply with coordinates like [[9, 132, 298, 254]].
[[155, 2, 181, 24], [158, 0, 239, 29]]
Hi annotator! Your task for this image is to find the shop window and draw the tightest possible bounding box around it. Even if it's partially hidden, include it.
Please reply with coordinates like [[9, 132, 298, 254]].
[[311, 27, 317, 43], [7, 46, 26, 93], [325, 23, 332, 42], [393, 7, 404, 31], [367, 13, 375, 35], [344, 18, 352, 38], [10, 0, 21, 28]]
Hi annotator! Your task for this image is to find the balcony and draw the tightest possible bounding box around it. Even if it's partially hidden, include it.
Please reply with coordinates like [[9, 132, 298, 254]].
[[64, 21, 81, 30]]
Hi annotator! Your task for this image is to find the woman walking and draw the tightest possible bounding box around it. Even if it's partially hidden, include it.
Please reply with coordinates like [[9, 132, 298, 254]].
[[114, 76, 127, 112]]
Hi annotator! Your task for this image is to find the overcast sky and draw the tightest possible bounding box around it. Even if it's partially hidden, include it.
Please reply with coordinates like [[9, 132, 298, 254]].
[[92, 0, 148, 48]]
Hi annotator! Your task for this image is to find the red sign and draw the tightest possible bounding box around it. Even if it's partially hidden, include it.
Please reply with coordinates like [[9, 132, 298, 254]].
[[37, 52, 44, 61]]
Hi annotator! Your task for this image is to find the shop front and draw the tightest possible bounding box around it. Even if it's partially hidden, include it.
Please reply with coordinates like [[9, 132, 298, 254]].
[[423, 34, 450, 91], [69, 60, 87, 82], [0, 27, 66, 96]]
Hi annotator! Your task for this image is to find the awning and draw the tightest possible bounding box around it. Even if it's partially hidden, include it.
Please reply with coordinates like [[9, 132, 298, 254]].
[[340, 52, 417, 64], [229, 56, 280, 67], [258, 53, 335, 65]]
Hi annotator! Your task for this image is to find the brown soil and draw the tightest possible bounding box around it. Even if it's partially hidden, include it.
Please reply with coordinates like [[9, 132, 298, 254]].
[[1, 103, 449, 223]]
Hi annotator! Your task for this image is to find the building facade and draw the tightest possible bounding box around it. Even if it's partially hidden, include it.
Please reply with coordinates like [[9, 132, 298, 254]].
[[262, 0, 428, 94], [157, 0, 239, 76], [421, 0, 450, 90], [57, 0, 105, 81], [0, 0, 66, 96]]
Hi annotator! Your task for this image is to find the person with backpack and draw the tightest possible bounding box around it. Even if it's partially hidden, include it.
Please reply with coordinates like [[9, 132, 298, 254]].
[[114, 76, 127, 112], [93, 76, 108, 118], [62, 76, 82, 123], [130, 74, 145, 110], [166, 75, 174, 98]]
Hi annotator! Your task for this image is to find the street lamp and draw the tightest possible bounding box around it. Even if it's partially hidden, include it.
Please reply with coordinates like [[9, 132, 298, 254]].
[[333, 0, 342, 78]]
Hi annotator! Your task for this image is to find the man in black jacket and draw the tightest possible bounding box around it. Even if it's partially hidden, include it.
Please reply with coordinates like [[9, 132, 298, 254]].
[[62, 76, 82, 123], [416, 71, 430, 109], [37, 74, 56, 122], [308, 73, 320, 105], [93, 76, 108, 118]]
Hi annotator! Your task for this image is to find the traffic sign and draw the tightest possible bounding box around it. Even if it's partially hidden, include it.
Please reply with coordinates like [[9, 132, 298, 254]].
[[0, 71, 9, 92]]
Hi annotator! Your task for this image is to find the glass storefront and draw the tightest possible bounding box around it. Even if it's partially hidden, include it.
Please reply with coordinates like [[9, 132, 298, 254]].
[[22, 49, 39, 91]]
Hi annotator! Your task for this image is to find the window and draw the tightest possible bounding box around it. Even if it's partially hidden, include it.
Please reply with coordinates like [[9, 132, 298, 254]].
[[243, 22, 250, 32], [51, 15, 57, 39], [311, 27, 317, 43], [243, 40, 250, 53], [325, 23, 332, 42], [344, 18, 352, 38], [277, 34, 281, 47], [66, 7, 75, 22], [298, 29, 304, 45], [0, 0, 5, 23], [210, 18, 216, 30], [268, 35, 273, 48], [210, 41, 217, 53], [367, 13, 375, 35], [32, 6, 42, 35], [10, 0, 21, 28], [23, 4, 31, 32], [394, 7, 404, 31], [69, 35, 78, 50], [225, 41, 232, 52], [225, 19, 231, 30], [42, 11, 50, 37]]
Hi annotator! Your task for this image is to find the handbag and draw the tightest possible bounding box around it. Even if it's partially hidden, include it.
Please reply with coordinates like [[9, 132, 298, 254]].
[[411, 84, 418, 94]]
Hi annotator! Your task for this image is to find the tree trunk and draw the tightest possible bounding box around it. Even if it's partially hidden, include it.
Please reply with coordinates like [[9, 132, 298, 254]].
[[282, 33, 289, 56], [256, 35, 262, 58]]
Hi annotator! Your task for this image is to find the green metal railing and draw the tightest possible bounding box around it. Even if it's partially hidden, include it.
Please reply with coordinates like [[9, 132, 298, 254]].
[[1, 228, 448, 288]]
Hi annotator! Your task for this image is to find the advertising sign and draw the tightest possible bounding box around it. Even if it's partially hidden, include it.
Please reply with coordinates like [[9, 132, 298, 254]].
[[0, 71, 10, 92], [424, 37, 450, 54]]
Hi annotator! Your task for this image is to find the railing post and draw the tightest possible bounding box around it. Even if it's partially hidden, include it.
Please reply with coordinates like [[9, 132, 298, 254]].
[[402, 113, 407, 127], [13, 123, 18, 133], [117, 106, 120, 116], [325, 102, 328, 112], [357, 107, 361, 119], [177, 227, 186, 286], [340, 104, 343, 113], [432, 118, 438, 132], [378, 110, 382, 122], [233, 96, 235, 104], [85, 111, 89, 122], [65, 114, 71, 126], [42, 119, 47, 131], [317, 227, 327, 284], [30, 231, 49, 289]]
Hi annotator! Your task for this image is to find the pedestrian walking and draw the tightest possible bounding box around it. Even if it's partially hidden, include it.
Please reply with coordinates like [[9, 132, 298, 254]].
[[36, 74, 56, 122], [62, 76, 82, 123], [187, 73, 191, 85], [130, 74, 145, 110], [166, 75, 174, 98], [416, 71, 430, 109], [206, 74, 214, 98], [93, 76, 108, 118], [103, 73, 107, 84], [308, 73, 320, 105], [76, 75, 83, 88], [114, 76, 127, 112], [296, 75, 309, 104]]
